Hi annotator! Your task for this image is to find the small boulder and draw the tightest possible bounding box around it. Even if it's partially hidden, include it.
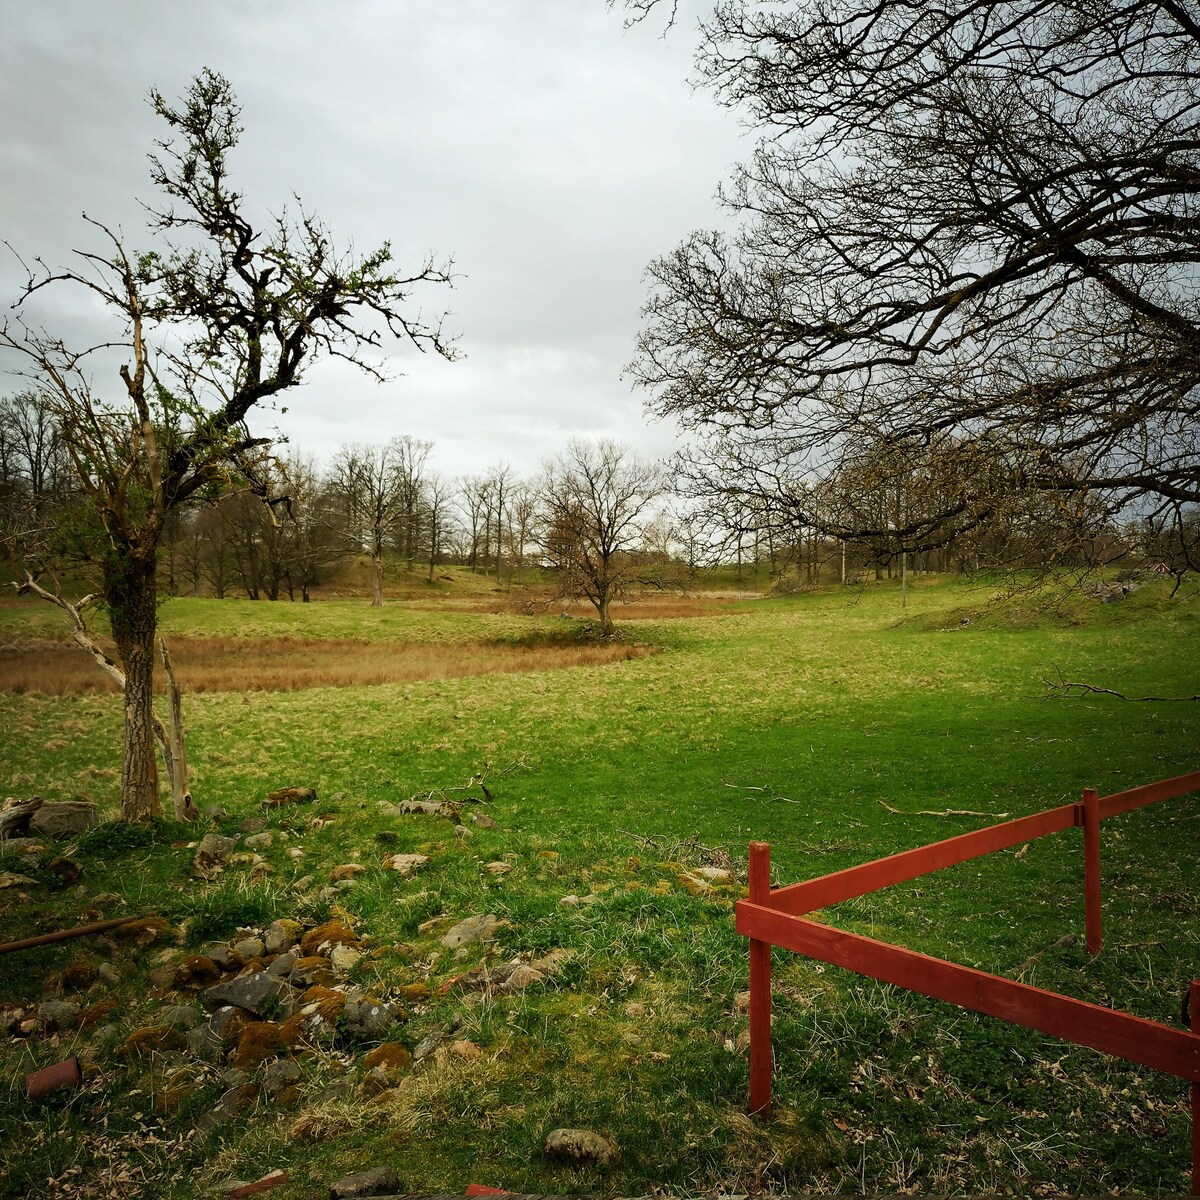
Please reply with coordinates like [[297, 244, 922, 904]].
[[202, 972, 295, 1019], [440, 913, 501, 949], [330, 944, 361, 974], [328, 1166, 400, 1198], [289, 956, 336, 988], [264, 919, 304, 954], [233, 936, 266, 960], [113, 916, 173, 946], [244, 831, 274, 850], [331, 863, 366, 882], [544, 1127, 620, 1167], [262, 1057, 302, 1097], [155, 1004, 202, 1031], [266, 952, 297, 978], [173, 955, 223, 989], [29, 801, 99, 839], [206, 945, 244, 972], [46, 856, 83, 886], [362, 1042, 412, 1074], [383, 853, 429, 877], [59, 960, 97, 991], [300, 921, 361, 957], [38, 1000, 82, 1032], [193, 833, 238, 879], [117, 1024, 187, 1057], [263, 786, 317, 809], [232, 1021, 284, 1069], [339, 998, 401, 1042]]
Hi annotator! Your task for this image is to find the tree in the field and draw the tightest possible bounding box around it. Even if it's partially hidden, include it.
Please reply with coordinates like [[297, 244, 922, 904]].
[[628, 1, 1200, 542], [0, 70, 455, 820], [330, 439, 409, 606], [538, 438, 665, 635]]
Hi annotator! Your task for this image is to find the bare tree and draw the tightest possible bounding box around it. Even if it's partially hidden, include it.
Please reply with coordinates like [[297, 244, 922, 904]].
[[0, 71, 455, 820], [630, 2, 1200, 541], [538, 438, 665, 635], [330, 440, 408, 606], [421, 471, 455, 583]]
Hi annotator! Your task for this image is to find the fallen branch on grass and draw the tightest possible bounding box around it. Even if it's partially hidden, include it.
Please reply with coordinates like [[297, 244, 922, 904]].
[[619, 830, 735, 871], [1044, 666, 1200, 703], [877, 800, 1010, 819], [1013, 933, 1078, 978], [407, 758, 527, 807]]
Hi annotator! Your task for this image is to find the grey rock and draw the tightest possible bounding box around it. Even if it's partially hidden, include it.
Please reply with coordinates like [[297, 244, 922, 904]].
[[262, 1058, 302, 1096], [232, 936, 266, 960], [264, 919, 304, 954], [292, 874, 314, 892], [243, 831, 274, 850], [339, 998, 401, 1042], [440, 913, 501, 949], [38, 999, 82, 1031], [412, 1031, 443, 1061], [202, 972, 294, 1018], [29, 801, 99, 840], [265, 952, 297, 977], [470, 812, 498, 829], [187, 1023, 223, 1060], [221, 1067, 251, 1088], [206, 945, 242, 971], [92, 892, 124, 906], [195, 833, 237, 864], [96, 962, 122, 987], [544, 1127, 620, 1167], [156, 1004, 201, 1031], [313, 1077, 355, 1104], [90, 1023, 121, 1044], [329, 1167, 400, 1198], [382, 853, 429, 877], [196, 1084, 255, 1132]]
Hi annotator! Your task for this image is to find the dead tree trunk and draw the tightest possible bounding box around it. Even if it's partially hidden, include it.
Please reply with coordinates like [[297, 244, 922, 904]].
[[159, 638, 196, 821]]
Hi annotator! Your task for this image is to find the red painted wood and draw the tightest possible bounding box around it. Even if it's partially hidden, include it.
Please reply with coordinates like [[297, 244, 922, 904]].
[[1191, 982, 1199, 1197], [768, 804, 1078, 915], [1083, 788, 1102, 957], [735, 902, 1200, 1083], [748, 842, 773, 1116], [1100, 769, 1200, 819]]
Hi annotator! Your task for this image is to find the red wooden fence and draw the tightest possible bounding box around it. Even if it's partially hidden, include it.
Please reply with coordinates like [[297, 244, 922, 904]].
[[736, 769, 1200, 1194]]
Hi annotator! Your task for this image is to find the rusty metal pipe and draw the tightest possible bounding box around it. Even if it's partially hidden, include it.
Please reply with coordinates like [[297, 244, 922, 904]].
[[25, 1056, 82, 1100], [0, 915, 140, 956]]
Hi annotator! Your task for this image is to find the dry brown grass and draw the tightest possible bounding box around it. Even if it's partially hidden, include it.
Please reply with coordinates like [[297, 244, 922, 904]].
[[410, 594, 749, 619], [0, 635, 656, 696]]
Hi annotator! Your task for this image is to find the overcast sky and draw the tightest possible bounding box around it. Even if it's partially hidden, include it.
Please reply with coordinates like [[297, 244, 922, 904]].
[[0, 1, 748, 479]]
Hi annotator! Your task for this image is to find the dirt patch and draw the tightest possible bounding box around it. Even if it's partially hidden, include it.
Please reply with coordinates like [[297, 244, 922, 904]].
[[0, 635, 657, 696]]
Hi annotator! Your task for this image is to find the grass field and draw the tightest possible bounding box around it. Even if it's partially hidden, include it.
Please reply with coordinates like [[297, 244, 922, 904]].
[[0, 574, 1197, 1198]]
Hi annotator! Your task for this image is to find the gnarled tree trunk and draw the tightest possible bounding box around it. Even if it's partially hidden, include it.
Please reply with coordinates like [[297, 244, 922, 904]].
[[107, 552, 161, 822]]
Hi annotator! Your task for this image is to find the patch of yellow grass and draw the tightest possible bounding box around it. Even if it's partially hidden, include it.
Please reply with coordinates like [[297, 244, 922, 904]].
[[0, 635, 656, 695]]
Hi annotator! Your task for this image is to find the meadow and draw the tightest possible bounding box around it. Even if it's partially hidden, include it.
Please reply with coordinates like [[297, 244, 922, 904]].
[[0, 572, 1197, 1198]]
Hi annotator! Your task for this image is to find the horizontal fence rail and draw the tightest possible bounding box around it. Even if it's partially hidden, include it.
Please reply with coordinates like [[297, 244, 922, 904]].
[[737, 771, 1200, 1194]]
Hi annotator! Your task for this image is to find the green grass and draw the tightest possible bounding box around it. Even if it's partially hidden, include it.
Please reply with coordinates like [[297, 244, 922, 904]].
[[0, 575, 1197, 1198]]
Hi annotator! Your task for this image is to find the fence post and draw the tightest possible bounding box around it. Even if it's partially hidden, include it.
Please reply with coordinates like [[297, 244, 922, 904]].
[[748, 841, 772, 1117], [1082, 787, 1102, 956], [1191, 980, 1199, 1197]]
